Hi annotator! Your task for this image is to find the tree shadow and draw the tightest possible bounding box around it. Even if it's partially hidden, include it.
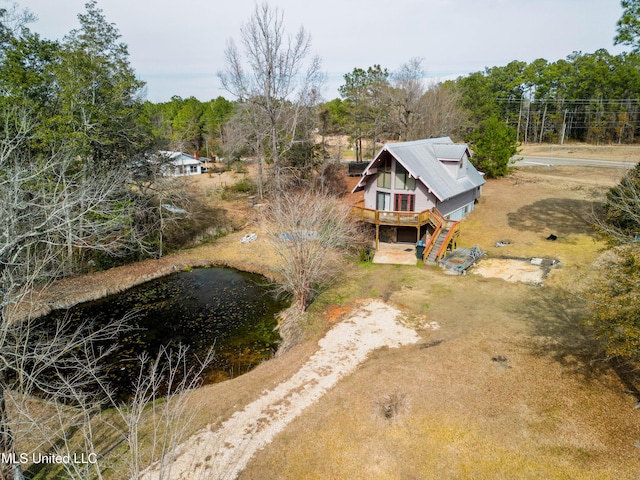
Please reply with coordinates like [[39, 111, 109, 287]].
[[517, 287, 640, 400], [507, 198, 604, 237], [518, 287, 603, 378]]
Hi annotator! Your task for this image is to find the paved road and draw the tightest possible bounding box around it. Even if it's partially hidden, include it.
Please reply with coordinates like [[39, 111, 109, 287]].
[[513, 155, 636, 169]]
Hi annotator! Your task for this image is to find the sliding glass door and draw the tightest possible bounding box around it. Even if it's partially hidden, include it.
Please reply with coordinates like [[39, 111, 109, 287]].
[[376, 192, 391, 211]]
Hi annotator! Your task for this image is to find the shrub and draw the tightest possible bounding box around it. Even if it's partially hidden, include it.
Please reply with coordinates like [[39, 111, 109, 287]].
[[602, 162, 640, 241], [222, 177, 257, 197]]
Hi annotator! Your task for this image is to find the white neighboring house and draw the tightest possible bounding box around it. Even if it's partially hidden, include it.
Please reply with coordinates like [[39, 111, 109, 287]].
[[158, 151, 202, 177]]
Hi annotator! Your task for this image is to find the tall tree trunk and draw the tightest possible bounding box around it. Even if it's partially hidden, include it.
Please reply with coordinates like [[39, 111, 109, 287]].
[[271, 123, 281, 192], [257, 157, 264, 200], [539, 103, 547, 143]]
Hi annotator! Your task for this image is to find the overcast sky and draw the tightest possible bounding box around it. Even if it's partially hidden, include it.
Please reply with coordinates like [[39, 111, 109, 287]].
[[11, 0, 627, 103]]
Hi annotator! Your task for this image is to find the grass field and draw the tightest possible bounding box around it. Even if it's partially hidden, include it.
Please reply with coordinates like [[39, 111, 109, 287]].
[[36, 145, 640, 479], [235, 157, 640, 479]]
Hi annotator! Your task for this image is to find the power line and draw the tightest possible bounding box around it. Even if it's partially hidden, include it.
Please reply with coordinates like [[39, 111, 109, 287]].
[[496, 98, 640, 105]]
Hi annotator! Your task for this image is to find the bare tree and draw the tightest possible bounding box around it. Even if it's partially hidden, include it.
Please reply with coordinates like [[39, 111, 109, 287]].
[[385, 59, 466, 141], [218, 2, 323, 194], [54, 346, 212, 480], [5, 340, 212, 479], [2, 311, 133, 480], [0, 105, 155, 480], [262, 190, 363, 353], [390, 58, 426, 141], [0, 2, 35, 55], [420, 82, 466, 139], [223, 103, 272, 199]]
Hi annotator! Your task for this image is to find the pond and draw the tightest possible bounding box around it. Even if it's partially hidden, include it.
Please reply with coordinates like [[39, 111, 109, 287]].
[[37, 267, 288, 396]]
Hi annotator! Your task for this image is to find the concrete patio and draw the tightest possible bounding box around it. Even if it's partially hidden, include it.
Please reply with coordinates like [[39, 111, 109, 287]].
[[371, 243, 419, 265]]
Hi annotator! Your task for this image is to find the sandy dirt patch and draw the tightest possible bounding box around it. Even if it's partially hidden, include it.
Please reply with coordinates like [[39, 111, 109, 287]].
[[141, 300, 423, 480], [470, 258, 547, 285]]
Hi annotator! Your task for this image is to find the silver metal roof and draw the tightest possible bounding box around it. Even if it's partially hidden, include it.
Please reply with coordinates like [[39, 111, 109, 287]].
[[353, 138, 486, 201]]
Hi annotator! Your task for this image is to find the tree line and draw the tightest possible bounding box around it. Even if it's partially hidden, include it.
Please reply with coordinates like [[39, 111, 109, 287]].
[[145, 32, 640, 181], [150, 47, 640, 179], [144, 95, 234, 160], [456, 50, 640, 145]]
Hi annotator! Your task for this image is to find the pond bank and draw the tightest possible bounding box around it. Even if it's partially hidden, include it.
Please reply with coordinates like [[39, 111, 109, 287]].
[[18, 228, 278, 321]]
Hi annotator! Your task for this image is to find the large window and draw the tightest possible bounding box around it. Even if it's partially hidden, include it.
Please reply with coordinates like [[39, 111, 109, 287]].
[[395, 163, 415, 190], [377, 158, 392, 189], [394, 194, 415, 212]]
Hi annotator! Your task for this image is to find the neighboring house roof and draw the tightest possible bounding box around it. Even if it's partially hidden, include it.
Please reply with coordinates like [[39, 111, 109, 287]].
[[159, 150, 201, 166], [352, 138, 485, 202]]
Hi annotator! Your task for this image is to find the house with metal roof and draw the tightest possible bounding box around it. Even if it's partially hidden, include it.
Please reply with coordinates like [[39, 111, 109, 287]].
[[351, 137, 485, 263]]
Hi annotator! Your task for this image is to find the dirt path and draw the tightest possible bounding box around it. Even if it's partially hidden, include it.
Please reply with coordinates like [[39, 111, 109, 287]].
[[141, 300, 424, 480]]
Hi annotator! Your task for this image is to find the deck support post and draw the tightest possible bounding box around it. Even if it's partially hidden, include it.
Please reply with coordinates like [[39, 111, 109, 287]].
[[375, 224, 380, 250]]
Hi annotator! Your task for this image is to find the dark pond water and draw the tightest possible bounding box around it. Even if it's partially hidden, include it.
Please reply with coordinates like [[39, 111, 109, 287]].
[[38, 267, 287, 396]]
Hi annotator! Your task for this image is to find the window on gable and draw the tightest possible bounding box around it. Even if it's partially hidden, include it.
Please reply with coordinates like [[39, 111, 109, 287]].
[[395, 163, 416, 190], [376, 157, 392, 189]]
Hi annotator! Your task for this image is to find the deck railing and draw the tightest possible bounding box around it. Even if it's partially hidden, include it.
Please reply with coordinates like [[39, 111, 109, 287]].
[[426, 207, 459, 263], [350, 201, 434, 227], [351, 203, 461, 263]]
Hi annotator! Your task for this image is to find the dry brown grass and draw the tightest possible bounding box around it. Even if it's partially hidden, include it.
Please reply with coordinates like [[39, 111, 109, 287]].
[[237, 158, 640, 479], [242, 270, 640, 479], [520, 143, 640, 162], [460, 165, 624, 292], [35, 147, 640, 479]]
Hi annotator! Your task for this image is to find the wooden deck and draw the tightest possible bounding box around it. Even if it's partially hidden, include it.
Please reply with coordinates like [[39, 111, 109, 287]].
[[350, 201, 434, 228], [351, 201, 461, 265]]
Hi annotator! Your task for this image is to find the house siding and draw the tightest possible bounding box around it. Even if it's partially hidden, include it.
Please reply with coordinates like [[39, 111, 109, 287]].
[[446, 202, 475, 221], [157, 151, 202, 177], [436, 189, 479, 219], [363, 158, 437, 212], [414, 182, 437, 211], [163, 163, 201, 177]]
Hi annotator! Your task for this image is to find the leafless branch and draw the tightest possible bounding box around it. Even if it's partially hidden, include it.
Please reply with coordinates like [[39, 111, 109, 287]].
[[261, 190, 364, 353]]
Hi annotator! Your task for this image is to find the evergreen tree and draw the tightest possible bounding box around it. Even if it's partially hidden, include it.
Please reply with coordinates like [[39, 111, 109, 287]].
[[47, 0, 150, 167], [468, 115, 518, 178], [339, 65, 391, 161], [587, 244, 640, 361], [615, 0, 640, 50]]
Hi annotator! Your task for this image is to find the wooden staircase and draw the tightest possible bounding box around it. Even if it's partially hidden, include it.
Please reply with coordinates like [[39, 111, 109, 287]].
[[425, 229, 450, 265], [421, 208, 461, 266]]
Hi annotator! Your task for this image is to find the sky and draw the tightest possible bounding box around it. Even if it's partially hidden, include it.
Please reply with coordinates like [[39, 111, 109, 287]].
[[9, 0, 628, 103]]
